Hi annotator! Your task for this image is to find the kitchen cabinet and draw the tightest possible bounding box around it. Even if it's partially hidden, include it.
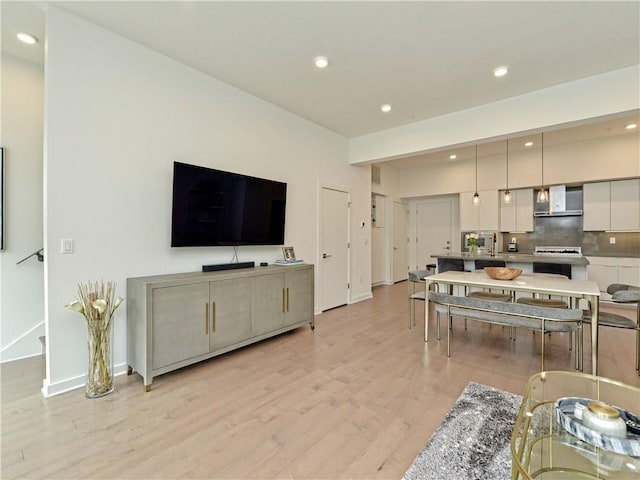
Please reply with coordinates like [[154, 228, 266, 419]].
[[127, 264, 314, 390], [586, 257, 640, 300], [460, 190, 499, 231], [611, 179, 640, 230], [584, 179, 640, 231], [500, 188, 534, 232]]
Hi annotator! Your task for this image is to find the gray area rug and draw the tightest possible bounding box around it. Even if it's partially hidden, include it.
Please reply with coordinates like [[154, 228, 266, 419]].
[[403, 382, 522, 480]]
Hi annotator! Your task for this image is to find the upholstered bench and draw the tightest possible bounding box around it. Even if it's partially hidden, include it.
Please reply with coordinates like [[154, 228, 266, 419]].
[[428, 291, 584, 371]]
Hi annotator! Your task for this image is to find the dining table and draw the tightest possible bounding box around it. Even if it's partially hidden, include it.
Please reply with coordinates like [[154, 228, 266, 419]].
[[424, 270, 602, 374]]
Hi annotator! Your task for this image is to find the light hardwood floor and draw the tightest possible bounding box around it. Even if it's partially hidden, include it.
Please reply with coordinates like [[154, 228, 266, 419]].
[[2, 282, 639, 479]]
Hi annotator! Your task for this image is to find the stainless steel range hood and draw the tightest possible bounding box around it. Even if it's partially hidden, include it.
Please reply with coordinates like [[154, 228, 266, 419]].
[[534, 185, 583, 217]]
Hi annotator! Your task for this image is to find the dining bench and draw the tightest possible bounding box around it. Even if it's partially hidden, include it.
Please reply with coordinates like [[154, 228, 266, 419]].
[[428, 291, 584, 371]]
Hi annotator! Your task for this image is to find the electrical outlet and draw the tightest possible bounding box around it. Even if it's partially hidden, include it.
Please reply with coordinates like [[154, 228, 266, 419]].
[[609, 237, 616, 245]]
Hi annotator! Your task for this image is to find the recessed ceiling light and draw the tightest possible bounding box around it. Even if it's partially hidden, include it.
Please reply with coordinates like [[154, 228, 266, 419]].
[[493, 66, 508, 77], [449, 154, 457, 160], [524, 141, 534, 147], [625, 123, 638, 130], [381, 104, 392, 113], [314, 56, 329, 69], [17, 32, 38, 45]]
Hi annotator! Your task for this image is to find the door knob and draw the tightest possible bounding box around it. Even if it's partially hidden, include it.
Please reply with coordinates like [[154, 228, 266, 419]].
[[322, 253, 332, 259]]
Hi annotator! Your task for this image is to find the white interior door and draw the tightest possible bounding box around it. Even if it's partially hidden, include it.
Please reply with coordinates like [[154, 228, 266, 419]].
[[415, 200, 453, 270], [320, 187, 349, 311], [393, 201, 408, 282]]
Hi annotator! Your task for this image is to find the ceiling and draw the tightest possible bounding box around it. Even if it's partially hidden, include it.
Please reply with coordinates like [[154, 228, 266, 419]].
[[2, 1, 639, 146]]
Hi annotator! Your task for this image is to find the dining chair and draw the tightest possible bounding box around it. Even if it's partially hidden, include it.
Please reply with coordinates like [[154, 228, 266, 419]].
[[408, 270, 432, 328], [582, 283, 640, 374]]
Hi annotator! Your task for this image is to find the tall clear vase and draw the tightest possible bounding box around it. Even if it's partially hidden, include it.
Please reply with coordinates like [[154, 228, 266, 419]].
[[86, 319, 114, 398]]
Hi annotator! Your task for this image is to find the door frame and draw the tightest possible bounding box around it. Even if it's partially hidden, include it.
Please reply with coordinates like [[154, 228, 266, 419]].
[[318, 181, 351, 312]]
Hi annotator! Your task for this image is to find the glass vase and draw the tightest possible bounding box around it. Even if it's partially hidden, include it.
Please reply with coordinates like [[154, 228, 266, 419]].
[[470, 244, 478, 255], [86, 319, 114, 398]]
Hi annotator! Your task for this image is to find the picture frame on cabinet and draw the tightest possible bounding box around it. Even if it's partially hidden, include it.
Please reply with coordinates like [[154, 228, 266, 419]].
[[282, 246, 296, 261]]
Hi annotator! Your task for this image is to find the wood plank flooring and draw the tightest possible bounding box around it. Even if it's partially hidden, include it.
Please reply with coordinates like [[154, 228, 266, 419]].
[[2, 282, 639, 479]]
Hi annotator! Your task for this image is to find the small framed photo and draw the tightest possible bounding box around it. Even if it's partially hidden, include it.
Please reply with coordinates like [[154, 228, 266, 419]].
[[282, 246, 296, 261]]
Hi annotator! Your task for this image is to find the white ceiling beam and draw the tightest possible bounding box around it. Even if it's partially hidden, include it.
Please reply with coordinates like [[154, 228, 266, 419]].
[[348, 66, 640, 165]]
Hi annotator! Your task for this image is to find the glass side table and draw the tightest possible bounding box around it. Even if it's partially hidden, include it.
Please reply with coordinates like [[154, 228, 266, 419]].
[[511, 371, 640, 479]]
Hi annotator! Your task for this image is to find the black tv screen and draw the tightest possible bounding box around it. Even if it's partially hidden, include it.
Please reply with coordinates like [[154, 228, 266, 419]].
[[171, 162, 287, 247]]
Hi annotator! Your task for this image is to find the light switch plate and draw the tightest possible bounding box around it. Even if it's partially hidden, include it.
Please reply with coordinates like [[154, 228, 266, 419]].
[[609, 237, 616, 245], [61, 238, 74, 254]]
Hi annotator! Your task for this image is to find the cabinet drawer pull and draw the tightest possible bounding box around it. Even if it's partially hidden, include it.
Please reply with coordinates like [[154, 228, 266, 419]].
[[205, 303, 209, 335], [212, 302, 216, 333]]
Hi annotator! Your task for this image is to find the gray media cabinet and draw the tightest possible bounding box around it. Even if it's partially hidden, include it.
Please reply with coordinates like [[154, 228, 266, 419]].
[[126, 263, 314, 390]]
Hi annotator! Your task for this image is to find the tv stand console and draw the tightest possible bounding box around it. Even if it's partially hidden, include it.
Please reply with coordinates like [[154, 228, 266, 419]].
[[126, 263, 314, 391]]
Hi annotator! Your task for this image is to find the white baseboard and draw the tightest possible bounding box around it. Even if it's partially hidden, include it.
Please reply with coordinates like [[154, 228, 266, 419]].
[[1, 321, 45, 363], [41, 362, 129, 398], [0, 351, 44, 364], [350, 292, 373, 304]]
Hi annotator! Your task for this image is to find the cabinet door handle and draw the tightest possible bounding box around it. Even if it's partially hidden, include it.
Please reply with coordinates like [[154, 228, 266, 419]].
[[286, 287, 290, 312], [282, 288, 286, 312], [212, 302, 216, 333], [205, 303, 209, 335]]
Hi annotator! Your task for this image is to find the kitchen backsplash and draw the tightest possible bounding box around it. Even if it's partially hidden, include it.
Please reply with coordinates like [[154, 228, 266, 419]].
[[501, 215, 640, 257]]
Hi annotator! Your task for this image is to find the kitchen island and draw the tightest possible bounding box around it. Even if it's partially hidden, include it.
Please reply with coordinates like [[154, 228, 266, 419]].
[[431, 252, 589, 279]]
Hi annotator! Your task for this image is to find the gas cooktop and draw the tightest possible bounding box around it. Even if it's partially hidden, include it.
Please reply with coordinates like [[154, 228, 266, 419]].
[[533, 246, 582, 257]]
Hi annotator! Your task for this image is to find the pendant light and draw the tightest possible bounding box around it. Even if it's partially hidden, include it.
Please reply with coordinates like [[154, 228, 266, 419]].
[[503, 138, 512, 204], [472, 145, 480, 205], [537, 132, 549, 203]]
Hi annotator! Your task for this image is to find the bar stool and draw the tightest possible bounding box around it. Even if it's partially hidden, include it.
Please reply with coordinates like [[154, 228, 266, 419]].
[[468, 260, 512, 302]]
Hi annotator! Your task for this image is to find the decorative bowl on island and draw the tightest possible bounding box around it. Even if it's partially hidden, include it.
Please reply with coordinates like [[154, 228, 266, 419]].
[[484, 267, 522, 280]]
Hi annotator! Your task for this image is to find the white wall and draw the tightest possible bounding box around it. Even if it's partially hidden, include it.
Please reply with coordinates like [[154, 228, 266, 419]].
[[0, 54, 45, 363], [43, 7, 371, 396]]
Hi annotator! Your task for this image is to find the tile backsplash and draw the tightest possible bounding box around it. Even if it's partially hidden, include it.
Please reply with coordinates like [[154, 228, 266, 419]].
[[501, 215, 640, 257]]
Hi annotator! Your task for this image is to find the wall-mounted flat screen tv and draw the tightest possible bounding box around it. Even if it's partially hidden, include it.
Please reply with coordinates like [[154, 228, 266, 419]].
[[171, 162, 287, 247]]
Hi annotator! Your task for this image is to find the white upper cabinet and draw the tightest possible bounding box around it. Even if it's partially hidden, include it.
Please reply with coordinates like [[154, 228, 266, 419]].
[[478, 190, 500, 231], [500, 188, 534, 232], [611, 179, 640, 231], [583, 182, 610, 231], [460, 190, 499, 231], [584, 179, 640, 231], [460, 191, 477, 231]]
